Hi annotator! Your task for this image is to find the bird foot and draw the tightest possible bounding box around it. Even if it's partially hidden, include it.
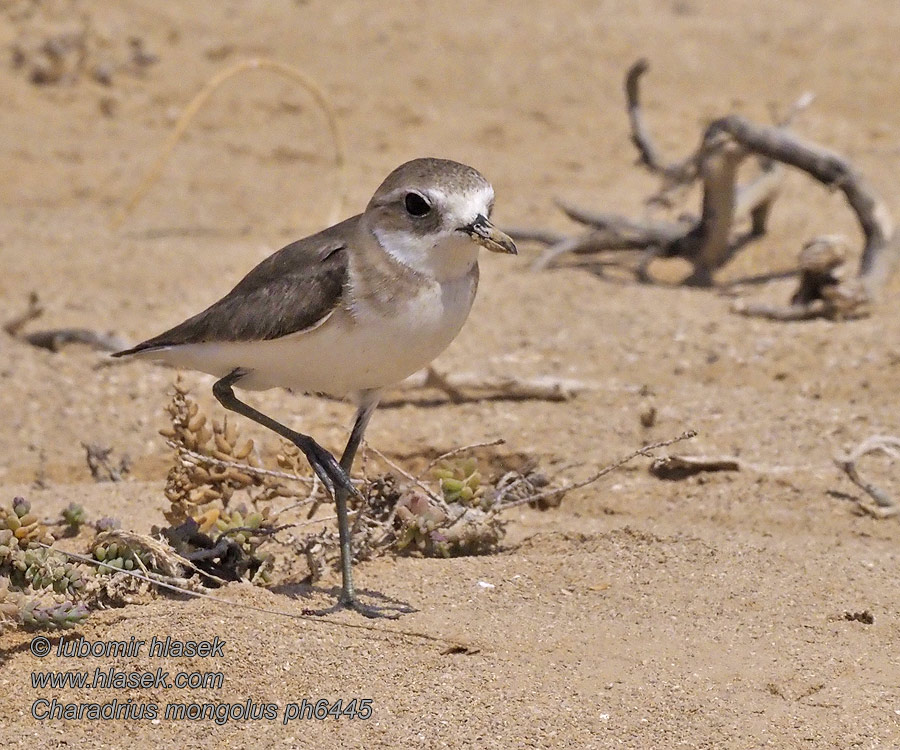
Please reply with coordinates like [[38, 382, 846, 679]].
[[302, 592, 401, 620]]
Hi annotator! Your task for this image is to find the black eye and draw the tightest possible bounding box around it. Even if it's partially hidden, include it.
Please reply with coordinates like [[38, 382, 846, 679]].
[[404, 192, 431, 217]]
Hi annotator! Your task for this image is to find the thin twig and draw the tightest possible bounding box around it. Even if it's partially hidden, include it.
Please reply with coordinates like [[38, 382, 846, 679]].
[[3, 292, 44, 336], [291, 509, 365, 529], [423, 439, 506, 475], [168, 440, 316, 485], [366, 445, 451, 513], [276, 473, 323, 514], [492, 430, 698, 512], [835, 435, 900, 510]]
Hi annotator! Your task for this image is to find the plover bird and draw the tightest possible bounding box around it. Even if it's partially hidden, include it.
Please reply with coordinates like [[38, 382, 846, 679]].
[[114, 157, 517, 616]]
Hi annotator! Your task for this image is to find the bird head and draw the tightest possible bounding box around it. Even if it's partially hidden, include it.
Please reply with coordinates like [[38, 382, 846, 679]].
[[363, 158, 517, 281]]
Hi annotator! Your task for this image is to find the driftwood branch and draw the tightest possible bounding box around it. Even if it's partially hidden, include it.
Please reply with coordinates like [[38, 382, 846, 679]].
[[512, 58, 895, 319], [649, 454, 742, 479], [386, 367, 597, 405], [731, 235, 869, 320], [835, 435, 900, 517], [4, 293, 131, 352], [711, 114, 899, 314], [648, 453, 799, 479], [3, 291, 44, 336], [20, 329, 131, 353], [625, 58, 697, 184], [513, 58, 789, 283]]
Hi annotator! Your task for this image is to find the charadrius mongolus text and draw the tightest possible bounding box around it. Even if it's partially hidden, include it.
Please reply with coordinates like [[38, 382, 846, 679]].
[[114, 157, 517, 616]]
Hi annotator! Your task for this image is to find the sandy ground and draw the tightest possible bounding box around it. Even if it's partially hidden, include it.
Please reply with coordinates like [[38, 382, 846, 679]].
[[3, 0, 900, 747]]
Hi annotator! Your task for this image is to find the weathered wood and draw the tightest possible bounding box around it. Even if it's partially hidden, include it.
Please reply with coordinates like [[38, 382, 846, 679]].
[[513, 58, 895, 319], [706, 115, 898, 299]]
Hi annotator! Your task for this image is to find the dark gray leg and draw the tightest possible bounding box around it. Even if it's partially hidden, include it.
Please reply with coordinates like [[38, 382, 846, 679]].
[[333, 393, 379, 610], [212, 369, 359, 509], [214, 371, 389, 615]]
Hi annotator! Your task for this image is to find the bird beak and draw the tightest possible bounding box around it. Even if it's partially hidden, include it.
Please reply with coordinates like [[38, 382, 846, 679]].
[[462, 215, 518, 255]]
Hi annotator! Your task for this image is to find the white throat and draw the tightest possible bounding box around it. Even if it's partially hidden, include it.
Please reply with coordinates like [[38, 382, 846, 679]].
[[374, 227, 478, 282]]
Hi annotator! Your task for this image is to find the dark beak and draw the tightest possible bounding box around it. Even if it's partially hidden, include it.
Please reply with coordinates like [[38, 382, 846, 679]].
[[461, 214, 518, 255]]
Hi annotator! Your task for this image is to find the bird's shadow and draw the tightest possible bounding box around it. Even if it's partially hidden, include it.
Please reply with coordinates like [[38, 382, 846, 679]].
[[270, 581, 416, 620]]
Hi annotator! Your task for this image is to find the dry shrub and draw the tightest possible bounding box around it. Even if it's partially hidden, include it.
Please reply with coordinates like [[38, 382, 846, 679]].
[[0, 377, 667, 630]]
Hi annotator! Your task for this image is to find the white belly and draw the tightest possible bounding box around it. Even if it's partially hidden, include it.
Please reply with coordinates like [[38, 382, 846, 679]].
[[137, 271, 477, 398]]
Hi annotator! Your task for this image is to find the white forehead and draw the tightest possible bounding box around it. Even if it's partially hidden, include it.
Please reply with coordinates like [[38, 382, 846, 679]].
[[429, 184, 495, 225]]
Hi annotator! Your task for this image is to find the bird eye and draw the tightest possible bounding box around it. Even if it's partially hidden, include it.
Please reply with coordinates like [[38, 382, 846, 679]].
[[404, 192, 431, 217]]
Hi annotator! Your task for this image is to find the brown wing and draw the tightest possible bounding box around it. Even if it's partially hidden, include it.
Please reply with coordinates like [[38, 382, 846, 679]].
[[114, 217, 356, 356]]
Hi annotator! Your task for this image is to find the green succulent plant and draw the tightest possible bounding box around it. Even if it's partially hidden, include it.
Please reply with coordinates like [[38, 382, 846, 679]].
[[20, 599, 90, 630], [0, 497, 54, 550], [92, 541, 152, 574], [433, 458, 487, 509], [61, 502, 87, 530], [12, 549, 87, 597]]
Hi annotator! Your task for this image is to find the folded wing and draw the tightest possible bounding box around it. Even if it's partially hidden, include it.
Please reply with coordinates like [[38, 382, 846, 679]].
[[115, 219, 354, 357]]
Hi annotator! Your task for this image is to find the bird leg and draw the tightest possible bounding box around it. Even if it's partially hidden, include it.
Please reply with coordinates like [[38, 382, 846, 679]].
[[212, 368, 359, 516], [214, 371, 391, 616], [329, 393, 380, 615]]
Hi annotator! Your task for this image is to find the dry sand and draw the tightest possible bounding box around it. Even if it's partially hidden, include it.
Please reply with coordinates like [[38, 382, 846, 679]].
[[2, 0, 900, 747]]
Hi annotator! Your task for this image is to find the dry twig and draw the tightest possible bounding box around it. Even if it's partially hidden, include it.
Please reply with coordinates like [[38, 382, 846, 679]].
[[3, 292, 43, 336], [625, 58, 698, 185], [82, 443, 130, 483], [835, 435, 900, 517], [492, 430, 698, 511], [393, 367, 597, 404], [168, 441, 315, 487], [513, 58, 894, 318], [423, 439, 506, 474], [4, 293, 129, 352]]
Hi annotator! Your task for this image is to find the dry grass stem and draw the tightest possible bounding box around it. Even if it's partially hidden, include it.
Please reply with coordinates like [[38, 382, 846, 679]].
[[113, 57, 346, 229], [423, 439, 506, 475], [169, 441, 315, 486]]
